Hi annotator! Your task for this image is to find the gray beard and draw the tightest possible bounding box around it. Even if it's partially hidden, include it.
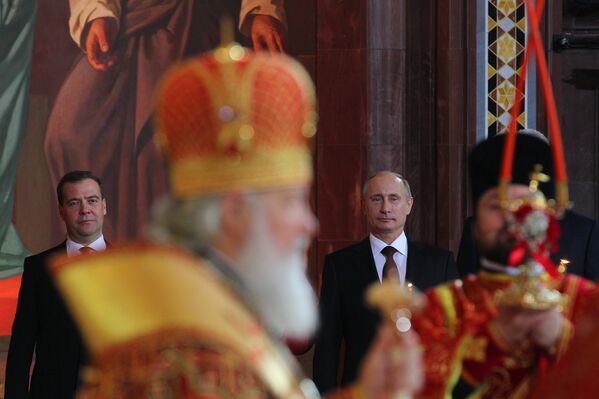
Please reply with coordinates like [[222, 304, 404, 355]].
[[233, 208, 319, 339]]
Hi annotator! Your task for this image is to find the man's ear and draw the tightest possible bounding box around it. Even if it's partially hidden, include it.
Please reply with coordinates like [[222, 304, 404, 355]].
[[406, 196, 414, 215], [58, 203, 66, 222], [211, 192, 253, 260], [219, 192, 251, 241], [102, 198, 107, 216]]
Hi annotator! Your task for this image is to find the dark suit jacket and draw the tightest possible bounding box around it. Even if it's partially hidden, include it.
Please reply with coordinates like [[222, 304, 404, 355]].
[[5, 242, 85, 399], [456, 211, 599, 280], [312, 238, 458, 393]]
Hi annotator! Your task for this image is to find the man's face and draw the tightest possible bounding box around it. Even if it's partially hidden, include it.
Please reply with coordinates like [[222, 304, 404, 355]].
[[236, 185, 319, 338], [59, 179, 106, 245], [363, 174, 413, 240], [473, 184, 530, 264]]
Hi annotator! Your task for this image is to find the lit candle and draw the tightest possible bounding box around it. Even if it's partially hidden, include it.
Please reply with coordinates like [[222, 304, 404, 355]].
[[558, 259, 570, 274]]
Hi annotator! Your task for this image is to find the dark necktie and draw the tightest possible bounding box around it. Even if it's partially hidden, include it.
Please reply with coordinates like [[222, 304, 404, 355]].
[[381, 246, 400, 281], [79, 246, 95, 254]]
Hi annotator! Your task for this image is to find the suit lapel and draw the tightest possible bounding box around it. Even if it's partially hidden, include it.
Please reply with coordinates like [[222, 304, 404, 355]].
[[43, 241, 67, 275], [406, 241, 420, 286], [352, 238, 379, 286]]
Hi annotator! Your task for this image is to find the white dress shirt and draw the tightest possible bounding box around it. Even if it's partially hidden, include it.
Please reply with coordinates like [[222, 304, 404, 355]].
[[369, 232, 408, 284], [66, 235, 107, 257]]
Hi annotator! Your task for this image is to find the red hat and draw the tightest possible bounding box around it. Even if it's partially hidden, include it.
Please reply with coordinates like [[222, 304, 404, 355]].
[[155, 43, 317, 197]]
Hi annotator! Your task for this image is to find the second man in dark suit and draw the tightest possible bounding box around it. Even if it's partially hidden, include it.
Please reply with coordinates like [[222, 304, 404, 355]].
[[313, 170, 458, 393], [4, 170, 108, 398]]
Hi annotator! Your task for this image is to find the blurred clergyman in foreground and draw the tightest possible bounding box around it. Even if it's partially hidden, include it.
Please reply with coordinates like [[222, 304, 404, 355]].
[[49, 39, 423, 398], [456, 130, 599, 281], [410, 132, 598, 398], [530, 287, 599, 398]]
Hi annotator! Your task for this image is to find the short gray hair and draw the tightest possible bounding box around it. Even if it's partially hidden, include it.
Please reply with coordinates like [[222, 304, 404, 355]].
[[362, 171, 412, 198]]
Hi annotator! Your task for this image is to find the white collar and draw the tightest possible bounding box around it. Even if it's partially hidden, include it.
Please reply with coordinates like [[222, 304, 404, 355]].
[[66, 235, 107, 256], [369, 231, 408, 256]]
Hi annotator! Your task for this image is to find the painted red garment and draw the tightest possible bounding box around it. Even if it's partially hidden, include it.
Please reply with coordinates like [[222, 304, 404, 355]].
[[0, 274, 21, 335]]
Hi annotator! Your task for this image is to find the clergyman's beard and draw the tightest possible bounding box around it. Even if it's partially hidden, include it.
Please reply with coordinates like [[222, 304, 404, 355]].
[[235, 210, 319, 340], [476, 225, 516, 266]]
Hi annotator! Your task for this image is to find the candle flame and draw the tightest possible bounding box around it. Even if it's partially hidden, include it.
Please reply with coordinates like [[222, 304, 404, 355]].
[[558, 258, 570, 273]]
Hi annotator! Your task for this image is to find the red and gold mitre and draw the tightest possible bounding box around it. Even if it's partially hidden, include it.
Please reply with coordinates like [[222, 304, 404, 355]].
[[155, 42, 317, 197]]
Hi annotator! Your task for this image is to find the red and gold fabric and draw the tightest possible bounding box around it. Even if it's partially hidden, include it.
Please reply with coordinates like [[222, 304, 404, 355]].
[[529, 289, 599, 399], [412, 271, 597, 399], [50, 244, 362, 399]]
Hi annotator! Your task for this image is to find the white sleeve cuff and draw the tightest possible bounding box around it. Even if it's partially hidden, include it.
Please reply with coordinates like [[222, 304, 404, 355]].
[[239, 0, 286, 37], [69, 0, 121, 48]]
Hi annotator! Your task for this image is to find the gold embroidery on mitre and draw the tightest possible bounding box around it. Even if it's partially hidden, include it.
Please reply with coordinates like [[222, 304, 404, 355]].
[[154, 48, 318, 198]]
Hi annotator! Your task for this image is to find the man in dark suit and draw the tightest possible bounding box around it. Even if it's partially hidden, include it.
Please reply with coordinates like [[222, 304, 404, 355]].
[[312, 171, 458, 393], [4, 170, 108, 398]]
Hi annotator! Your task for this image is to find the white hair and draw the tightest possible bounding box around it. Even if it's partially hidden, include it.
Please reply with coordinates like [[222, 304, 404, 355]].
[[146, 191, 319, 338], [145, 195, 221, 250], [233, 198, 319, 338]]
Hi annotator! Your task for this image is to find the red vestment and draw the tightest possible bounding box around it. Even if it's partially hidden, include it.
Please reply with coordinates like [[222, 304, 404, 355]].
[[412, 271, 597, 398]]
